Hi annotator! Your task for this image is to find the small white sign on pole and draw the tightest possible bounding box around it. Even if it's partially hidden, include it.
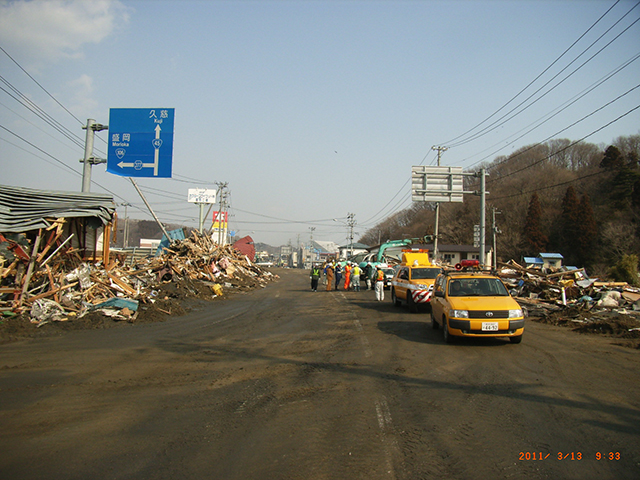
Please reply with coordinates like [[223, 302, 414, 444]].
[[187, 188, 217, 204], [411, 166, 464, 203]]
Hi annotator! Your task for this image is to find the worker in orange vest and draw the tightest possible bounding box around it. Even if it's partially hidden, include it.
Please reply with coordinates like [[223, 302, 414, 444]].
[[344, 262, 351, 290], [375, 265, 385, 301]]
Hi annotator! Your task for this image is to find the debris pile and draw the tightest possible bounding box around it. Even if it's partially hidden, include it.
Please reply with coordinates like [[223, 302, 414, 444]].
[[498, 260, 640, 346], [0, 230, 277, 329]]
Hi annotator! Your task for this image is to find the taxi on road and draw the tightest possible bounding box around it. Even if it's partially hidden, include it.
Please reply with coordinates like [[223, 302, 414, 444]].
[[430, 270, 525, 343]]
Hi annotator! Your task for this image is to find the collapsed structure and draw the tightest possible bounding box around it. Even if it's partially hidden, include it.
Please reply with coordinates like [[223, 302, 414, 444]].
[[0, 185, 276, 329], [498, 259, 640, 345]]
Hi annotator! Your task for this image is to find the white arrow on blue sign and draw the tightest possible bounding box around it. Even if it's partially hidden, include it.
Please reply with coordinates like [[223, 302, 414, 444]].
[[107, 108, 175, 178]]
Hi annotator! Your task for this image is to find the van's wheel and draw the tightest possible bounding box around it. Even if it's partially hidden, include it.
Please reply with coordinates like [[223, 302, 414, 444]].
[[443, 316, 453, 343], [509, 334, 523, 344], [407, 293, 418, 313], [391, 289, 401, 307]]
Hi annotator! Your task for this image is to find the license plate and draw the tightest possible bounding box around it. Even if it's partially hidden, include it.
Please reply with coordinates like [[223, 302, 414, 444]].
[[482, 322, 499, 331]]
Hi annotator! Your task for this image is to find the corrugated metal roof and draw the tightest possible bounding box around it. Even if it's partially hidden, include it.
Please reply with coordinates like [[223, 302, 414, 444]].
[[539, 253, 564, 259], [523, 257, 544, 264], [0, 185, 116, 233]]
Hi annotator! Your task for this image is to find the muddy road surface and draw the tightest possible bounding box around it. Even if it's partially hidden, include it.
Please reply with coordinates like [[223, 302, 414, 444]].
[[1, 268, 639, 479]]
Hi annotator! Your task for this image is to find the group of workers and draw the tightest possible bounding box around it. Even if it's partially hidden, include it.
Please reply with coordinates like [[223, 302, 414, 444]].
[[309, 261, 386, 301]]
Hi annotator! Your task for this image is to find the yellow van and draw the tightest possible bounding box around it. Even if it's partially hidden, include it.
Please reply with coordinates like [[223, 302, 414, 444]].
[[390, 250, 443, 312], [430, 271, 525, 343]]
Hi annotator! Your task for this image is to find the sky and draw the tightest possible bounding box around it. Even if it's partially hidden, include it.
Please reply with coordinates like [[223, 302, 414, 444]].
[[1, 0, 639, 247]]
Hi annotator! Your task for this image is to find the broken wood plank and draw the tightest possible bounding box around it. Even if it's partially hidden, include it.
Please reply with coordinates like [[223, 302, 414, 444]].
[[24, 282, 78, 303], [106, 272, 137, 296]]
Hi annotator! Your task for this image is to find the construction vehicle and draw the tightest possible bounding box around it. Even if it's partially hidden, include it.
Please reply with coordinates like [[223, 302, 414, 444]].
[[357, 237, 432, 270]]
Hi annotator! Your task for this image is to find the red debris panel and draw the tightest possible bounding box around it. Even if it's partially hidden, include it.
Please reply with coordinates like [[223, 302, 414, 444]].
[[233, 236, 255, 261]]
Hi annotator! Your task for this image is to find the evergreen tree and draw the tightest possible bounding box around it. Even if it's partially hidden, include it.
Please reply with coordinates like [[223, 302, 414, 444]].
[[559, 186, 581, 265], [577, 194, 598, 268], [611, 165, 640, 209], [522, 193, 547, 255], [599, 145, 624, 170], [599, 145, 640, 209]]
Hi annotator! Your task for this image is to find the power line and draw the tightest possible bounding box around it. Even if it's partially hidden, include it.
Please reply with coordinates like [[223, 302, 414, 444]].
[[171, 173, 215, 185], [441, 0, 628, 147], [0, 49, 108, 158], [230, 206, 345, 226], [490, 170, 603, 201], [448, 8, 640, 149], [0, 123, 81, 176], [464, 51, 640, 168], [0, 46, 84, 126], [360, 148, 436, 226], [487, 103, 640, 184], [477, 82, 640, 178], [0, 78, 85, 149]]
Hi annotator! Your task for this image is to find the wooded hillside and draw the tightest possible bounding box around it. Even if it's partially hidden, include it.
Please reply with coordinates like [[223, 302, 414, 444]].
[[359, 134, 640, 281]]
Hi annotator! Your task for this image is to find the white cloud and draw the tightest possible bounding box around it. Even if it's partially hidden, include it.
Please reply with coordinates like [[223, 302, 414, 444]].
[[0, 0, 130, 66], [67, 73, 98, 118]]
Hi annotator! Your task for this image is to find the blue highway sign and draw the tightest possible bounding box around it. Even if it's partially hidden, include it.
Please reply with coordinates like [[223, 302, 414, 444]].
[[107, 108, 175, 178]]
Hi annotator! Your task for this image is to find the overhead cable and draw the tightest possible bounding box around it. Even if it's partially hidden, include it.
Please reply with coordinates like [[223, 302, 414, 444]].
[[0, 46, 84, 126], [448, 10, 640, 149], [441, 0, 626, 147], [487, 103, 640, 183], [464, 51, 640, 168]]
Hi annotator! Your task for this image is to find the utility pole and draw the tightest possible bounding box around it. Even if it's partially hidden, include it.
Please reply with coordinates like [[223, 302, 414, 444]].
[[479, 168, 487, 266], [309, 227, 316, 264], [431, 145, 448, 262], [81, 119, 108, 192], [121, 202, 131, 247], [346, 212, 356, 258], [492, 207, 501, 270], [215, 182, 228, 245]]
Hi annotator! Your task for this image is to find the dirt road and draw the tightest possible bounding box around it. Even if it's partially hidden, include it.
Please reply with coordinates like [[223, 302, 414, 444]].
[[1, 268, 639, 479]]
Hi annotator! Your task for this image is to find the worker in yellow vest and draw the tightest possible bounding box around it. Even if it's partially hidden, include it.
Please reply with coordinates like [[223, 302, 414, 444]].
[[351, 264, 361, 291]]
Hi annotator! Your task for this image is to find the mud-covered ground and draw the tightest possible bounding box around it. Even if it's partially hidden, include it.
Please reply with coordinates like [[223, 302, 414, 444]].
[[3, 270, 639, 351], [532, 305, 640, 349], [1, 267, 639, 480]]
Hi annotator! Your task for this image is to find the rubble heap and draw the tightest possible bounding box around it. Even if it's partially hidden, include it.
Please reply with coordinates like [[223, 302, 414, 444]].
[[0, 230, 278, 328], [497, 260, 640, 346]]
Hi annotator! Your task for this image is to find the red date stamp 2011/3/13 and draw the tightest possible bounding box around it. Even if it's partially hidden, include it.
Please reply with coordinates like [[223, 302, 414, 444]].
[[519, 452, 622, 461]]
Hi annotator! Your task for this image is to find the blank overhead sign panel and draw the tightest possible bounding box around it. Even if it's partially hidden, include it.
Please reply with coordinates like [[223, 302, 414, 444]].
[[411, 165, 464, 203], [107, 108, 175, 178]]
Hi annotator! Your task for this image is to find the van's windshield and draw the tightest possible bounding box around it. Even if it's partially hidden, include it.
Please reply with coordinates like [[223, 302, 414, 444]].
[[411, 268, 442, 280], [448, 278, 510, 297]]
